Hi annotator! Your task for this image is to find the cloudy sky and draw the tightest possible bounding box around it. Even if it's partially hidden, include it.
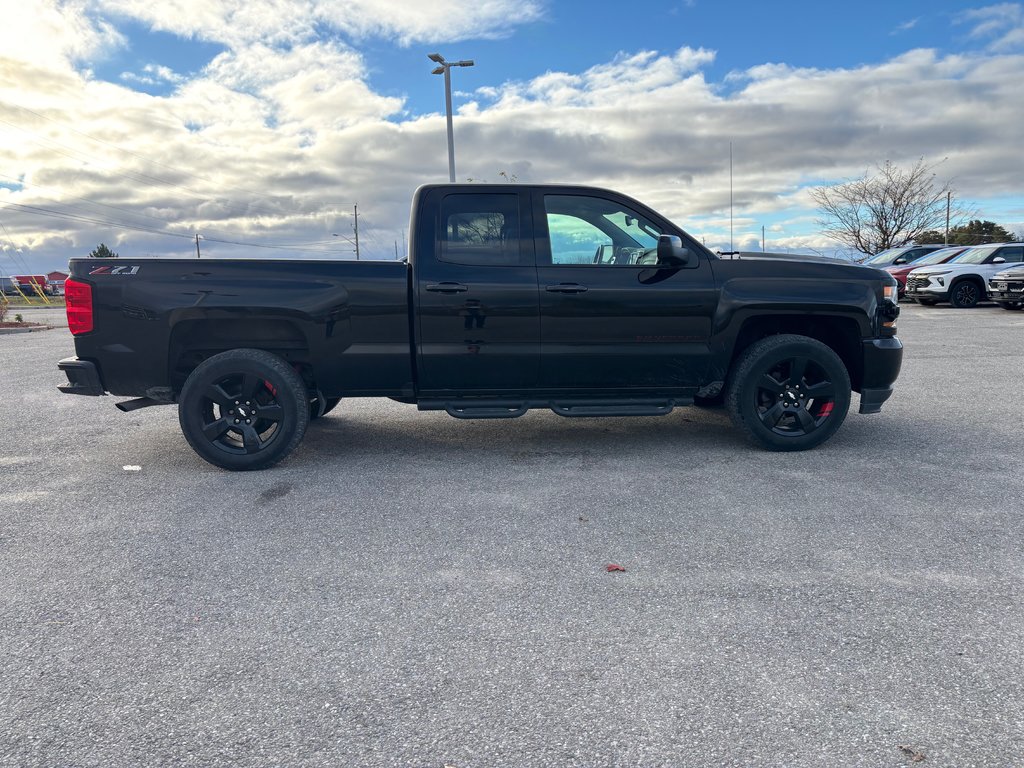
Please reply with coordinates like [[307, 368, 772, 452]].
[[2, 0, 1023, 273]]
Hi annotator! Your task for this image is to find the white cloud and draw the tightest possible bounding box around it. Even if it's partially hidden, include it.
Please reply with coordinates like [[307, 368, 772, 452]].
[[94, 0, 544, 48], [957, 3, 1024, 50], [120, 63, 185, 86], [892, 17, 919, 34], [1, 0, 125, 68]]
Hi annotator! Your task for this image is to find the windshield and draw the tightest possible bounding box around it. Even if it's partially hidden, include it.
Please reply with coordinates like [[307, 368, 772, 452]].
[[911, 248, 960, 266], [866, 248, 905, 265], [952, 246, 997, 265]]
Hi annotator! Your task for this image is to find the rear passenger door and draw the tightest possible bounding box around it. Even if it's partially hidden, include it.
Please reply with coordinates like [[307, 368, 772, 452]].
[[415, 189, 540, 394]]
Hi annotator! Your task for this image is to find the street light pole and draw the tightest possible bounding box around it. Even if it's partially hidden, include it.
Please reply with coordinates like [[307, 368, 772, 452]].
[[429, 53, 474, 183]]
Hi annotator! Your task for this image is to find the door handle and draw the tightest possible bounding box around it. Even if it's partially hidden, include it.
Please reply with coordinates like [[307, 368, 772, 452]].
[[545, 283, 588, 294], [425, 282, 469, 293]]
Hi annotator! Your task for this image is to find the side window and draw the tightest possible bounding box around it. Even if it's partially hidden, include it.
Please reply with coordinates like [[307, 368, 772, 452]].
[[996, 246, 1023, 263], [546, 214, 613, 264], [544, 195, 663, 266], [440, 193, 520, 266]]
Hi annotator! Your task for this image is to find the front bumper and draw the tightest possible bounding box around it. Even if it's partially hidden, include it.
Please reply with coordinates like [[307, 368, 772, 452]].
[[905, 286, 948, 301], [858, 337, 902, 414], [988, 287, 1024, 303], [58, 357, 105, 396]]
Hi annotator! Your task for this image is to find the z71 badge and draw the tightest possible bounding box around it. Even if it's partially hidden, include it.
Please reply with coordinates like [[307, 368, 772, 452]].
[[89, 265, 140, 275]]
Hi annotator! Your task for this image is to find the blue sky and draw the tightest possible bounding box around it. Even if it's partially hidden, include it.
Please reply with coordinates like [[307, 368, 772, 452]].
[[2, 0, 1024, 271], [95, 1, 991, 111]]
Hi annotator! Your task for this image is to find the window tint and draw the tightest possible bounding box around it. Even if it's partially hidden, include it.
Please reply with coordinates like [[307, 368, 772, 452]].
[[996, 246, 1023, 263], [440, 193, 520, 266], [544, 195, 664, 266]]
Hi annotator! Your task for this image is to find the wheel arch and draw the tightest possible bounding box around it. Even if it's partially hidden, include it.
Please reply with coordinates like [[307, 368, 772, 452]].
[[725, 314, 865, 392], [168, 317, 314, 395], [949, 274, 987, 298]]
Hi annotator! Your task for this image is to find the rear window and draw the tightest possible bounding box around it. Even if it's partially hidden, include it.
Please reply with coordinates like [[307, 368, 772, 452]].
[[439, 193, 521, 266]]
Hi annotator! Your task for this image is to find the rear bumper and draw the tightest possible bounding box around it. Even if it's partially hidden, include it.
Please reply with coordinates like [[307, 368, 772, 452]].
[[858, 337, 902, 414], [58, 357, 105, 396]]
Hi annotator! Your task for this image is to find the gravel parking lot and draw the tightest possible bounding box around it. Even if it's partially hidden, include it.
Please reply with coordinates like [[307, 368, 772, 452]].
[[1, 304, 1022, 767]]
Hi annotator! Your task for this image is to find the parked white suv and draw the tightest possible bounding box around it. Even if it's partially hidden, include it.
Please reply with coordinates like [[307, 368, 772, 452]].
[[905, 243, 1024, 308]]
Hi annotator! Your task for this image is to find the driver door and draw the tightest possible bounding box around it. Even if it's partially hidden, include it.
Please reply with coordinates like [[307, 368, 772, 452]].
[[532, 190, 718, 393]]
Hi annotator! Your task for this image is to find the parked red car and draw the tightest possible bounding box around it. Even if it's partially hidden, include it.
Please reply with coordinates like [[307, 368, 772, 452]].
[[885, 246, 967, 297]]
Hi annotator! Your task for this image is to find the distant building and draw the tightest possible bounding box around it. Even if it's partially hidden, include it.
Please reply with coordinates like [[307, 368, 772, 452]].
[[47, 271, 68, 293]]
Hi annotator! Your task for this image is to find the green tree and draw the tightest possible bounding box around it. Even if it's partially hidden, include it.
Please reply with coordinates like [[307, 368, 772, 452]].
[[89, 243, 118, 258], [810, 158, 968, 256], [947, 220, 1017, 246], [916, 230, 946, 244]]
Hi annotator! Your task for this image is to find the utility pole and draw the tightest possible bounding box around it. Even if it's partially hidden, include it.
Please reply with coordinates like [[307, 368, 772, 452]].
[[401, 229, 406, 258], [729, 142, 734, 254], [353, 204, 360, 260], [945, 191, 951, 246], [195, 233, 201, 258], [761, 225, 765, 253], [394, 241, 399, 259]]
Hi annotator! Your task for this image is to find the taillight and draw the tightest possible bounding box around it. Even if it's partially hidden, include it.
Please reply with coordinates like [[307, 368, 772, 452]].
[[65, 279, 94, 335]]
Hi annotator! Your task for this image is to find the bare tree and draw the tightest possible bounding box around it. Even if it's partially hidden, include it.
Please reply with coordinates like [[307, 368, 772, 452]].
[[811, 159, 968, 257]]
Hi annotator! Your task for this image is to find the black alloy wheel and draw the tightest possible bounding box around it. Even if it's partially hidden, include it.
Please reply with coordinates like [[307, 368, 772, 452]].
[[179, 349, 309, 470], [950, 281, 981, 308], [726, 334, 851, 451]]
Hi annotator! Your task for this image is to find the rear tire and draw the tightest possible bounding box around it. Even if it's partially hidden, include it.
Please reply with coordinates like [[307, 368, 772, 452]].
[[726, 334, 851, 452], [178, 348, 309, 471]]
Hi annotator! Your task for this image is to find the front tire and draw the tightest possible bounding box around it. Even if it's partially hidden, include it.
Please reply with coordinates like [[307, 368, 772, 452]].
[[949, 280, 982, 308], [726, 335, 851, 452], [178, 348, 309, 471]]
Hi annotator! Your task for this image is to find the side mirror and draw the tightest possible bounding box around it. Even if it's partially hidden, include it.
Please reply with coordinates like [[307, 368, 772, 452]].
[[657, 235, 691, 266], [893, 257, 907, 265], [992, 256, 1006, 264]]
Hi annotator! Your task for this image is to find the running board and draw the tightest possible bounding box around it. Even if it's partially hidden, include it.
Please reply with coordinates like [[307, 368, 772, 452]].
[[551, 400, 677, 417], [115, 397, 166, 412], [419, 398, 690, 420]]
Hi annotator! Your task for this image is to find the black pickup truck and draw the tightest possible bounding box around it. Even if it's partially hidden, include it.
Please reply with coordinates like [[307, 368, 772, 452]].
[[58, 183, 902, 470]]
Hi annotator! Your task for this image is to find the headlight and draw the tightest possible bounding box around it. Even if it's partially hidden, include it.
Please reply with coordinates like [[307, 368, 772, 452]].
[[929, 270, 952, 277], [880, 285, 899, 330]]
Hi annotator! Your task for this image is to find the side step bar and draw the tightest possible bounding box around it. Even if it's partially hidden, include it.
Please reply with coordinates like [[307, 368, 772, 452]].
[[419, 398, 691, 420]]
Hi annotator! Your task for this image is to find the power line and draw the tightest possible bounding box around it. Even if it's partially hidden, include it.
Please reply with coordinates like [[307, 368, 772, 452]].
[[1, 201, 364, 257]]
